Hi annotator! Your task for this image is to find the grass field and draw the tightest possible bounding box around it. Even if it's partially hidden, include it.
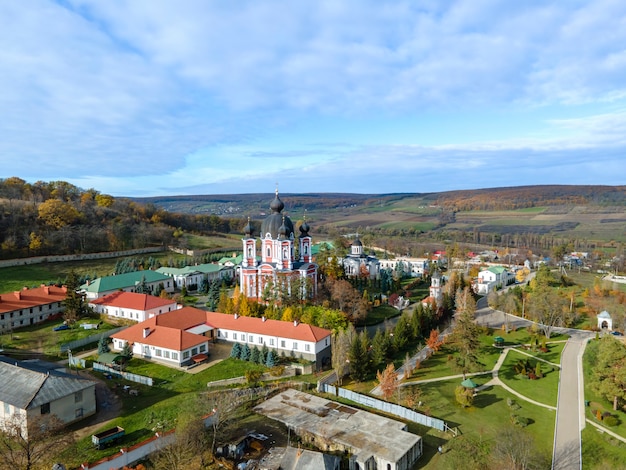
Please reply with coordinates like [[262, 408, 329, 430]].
[[498, 349, 560, 407], [407, 378, 556, 468], [0, 252, 188, 293]]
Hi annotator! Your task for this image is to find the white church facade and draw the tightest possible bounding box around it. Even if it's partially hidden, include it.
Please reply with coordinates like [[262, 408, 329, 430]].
[[239, 190, 318, 303]]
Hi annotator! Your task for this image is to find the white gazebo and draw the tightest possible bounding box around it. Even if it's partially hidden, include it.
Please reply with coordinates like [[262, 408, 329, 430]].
[[597, 310, 613, 331]]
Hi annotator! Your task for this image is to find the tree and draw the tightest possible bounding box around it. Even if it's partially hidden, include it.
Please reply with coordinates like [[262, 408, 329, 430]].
[[150, 411, 210, 470], [250, 346, 260, 364], [97, 336, 110, 355], [332, 326, 354, 384], [0, 413, 74, 470], [119, 341, 133, 370], [526, 286, 569, 338], [230, 342, 241, 358], [392, 315, 410, 351], [371, 328, 393, 368], [491, 425, 549, 469], [37, 199, 80, 229], [348, 330, 370, 382], [240, 343, 251, 361], [451, 287, 482, 378], [591, 336, 626, 410], [376, 363, 399, 401], [265, 349, 277, 367], [455, 385, 474, 407], [62, 270, 86, 324], [426, 329, 444, 352]]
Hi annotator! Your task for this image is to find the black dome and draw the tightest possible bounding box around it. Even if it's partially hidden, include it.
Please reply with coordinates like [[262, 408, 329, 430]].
[[260, 191, 294, 239]]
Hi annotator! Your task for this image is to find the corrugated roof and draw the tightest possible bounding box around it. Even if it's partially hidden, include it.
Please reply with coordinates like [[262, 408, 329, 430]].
[[88, 291, 177, 311], [0, 358, 96, 410]]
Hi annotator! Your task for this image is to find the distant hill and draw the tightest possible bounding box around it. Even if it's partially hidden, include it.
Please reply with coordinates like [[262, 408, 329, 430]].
[[133, 185, 626, 247], [134, 185, 626, 215]]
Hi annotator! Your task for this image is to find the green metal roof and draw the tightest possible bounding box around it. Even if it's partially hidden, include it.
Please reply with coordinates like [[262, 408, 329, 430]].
[[81, 270, 171, 293], [488, 266, 507, 274]]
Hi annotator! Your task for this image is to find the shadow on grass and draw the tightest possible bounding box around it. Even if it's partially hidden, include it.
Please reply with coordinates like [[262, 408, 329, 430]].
[[472, 391, 502, 409]]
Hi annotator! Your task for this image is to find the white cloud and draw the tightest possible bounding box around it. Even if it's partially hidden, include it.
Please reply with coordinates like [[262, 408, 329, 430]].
[[1, 1, 625, 195]]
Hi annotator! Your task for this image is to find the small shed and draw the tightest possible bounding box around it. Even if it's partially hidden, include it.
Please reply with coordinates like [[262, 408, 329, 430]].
[[597, 311, 612, 331]]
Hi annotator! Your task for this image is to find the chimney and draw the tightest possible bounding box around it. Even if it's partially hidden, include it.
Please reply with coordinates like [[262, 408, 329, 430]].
[[43, 286, 50, 295], [293, 320, 298, 327], [234, 313, 239, 319], [262, 316, 266, 322], [143, 328, 150, 338], [13, 291, 21, 300]]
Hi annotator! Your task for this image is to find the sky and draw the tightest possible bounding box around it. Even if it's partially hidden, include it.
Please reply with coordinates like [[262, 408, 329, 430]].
[[1, 0, 626, 197]]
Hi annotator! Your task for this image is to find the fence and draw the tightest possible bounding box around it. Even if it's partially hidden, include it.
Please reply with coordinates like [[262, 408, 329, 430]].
[[319, 384, 447, 432], [0, 247, 165, 268], [93, 362, 154, 386], [59, 326, 127, 353]]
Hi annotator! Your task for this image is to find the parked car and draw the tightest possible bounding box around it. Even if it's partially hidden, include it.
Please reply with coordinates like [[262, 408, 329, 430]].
[[53, 324, 69, 331], [610, 331, 624, 336]]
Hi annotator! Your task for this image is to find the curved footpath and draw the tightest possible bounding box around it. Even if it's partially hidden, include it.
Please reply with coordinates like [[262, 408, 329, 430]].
[[371, 296, 625, 470]]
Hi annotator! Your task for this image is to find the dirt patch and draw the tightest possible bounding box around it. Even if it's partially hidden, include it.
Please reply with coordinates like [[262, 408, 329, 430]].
[[69, 372, 123, 440]]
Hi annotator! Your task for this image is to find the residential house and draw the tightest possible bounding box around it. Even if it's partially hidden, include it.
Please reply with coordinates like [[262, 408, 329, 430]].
[[88, 291, 179, 322], [0, 285, 67, 332], [474, 265, 515, 295], [110, 306, 332, 369], [80, 270, 174, 300], [0, 357, 96, 437]]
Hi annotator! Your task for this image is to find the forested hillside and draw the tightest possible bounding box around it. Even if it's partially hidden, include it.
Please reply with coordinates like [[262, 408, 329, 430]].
[[3, 177, 626, 262], [0, 177, 241, 260]]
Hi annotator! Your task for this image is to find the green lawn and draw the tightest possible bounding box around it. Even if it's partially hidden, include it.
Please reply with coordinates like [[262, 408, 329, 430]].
[[0, 318, 118, 359], [0, 252, 188, 293], [498, 350, 560, 407], [403, 378, 555, 467], [581, 425, 626, 470], [582, 339, 626, 440], [60, 357, 271, 467], [358, 304, 401, 326]]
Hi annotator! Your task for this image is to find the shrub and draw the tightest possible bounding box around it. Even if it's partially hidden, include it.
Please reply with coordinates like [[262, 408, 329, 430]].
[[245, 370, 263, 385], [510, 414, 529, 427], [270, 365, 285, 377], [507, 398, 521, 411], [603, 416, 619, 427]]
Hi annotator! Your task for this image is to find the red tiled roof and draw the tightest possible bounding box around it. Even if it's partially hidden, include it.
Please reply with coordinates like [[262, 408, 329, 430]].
[[113, 318, 207, 351], [0, 285, 67, 314], [204, 310, 331, 342], [89, 291, 176, 311], [111, 306, 331, 351]]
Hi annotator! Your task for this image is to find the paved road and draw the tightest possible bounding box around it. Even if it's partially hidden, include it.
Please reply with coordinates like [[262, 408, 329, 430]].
[[475, 295, 594, 470], [552, 332, 590, 470]]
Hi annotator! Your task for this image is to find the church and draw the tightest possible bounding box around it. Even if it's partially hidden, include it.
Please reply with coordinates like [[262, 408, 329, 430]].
[[239, 190, 318, 303]]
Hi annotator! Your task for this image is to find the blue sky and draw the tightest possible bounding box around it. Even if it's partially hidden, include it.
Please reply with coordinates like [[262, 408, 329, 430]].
[[1, 0, 626, 197]]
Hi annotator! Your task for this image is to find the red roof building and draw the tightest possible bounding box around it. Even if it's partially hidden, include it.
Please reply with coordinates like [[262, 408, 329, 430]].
[[0, 285, 67, 332], [111, 306, 332, 369], [89, 291, 179, 322]]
